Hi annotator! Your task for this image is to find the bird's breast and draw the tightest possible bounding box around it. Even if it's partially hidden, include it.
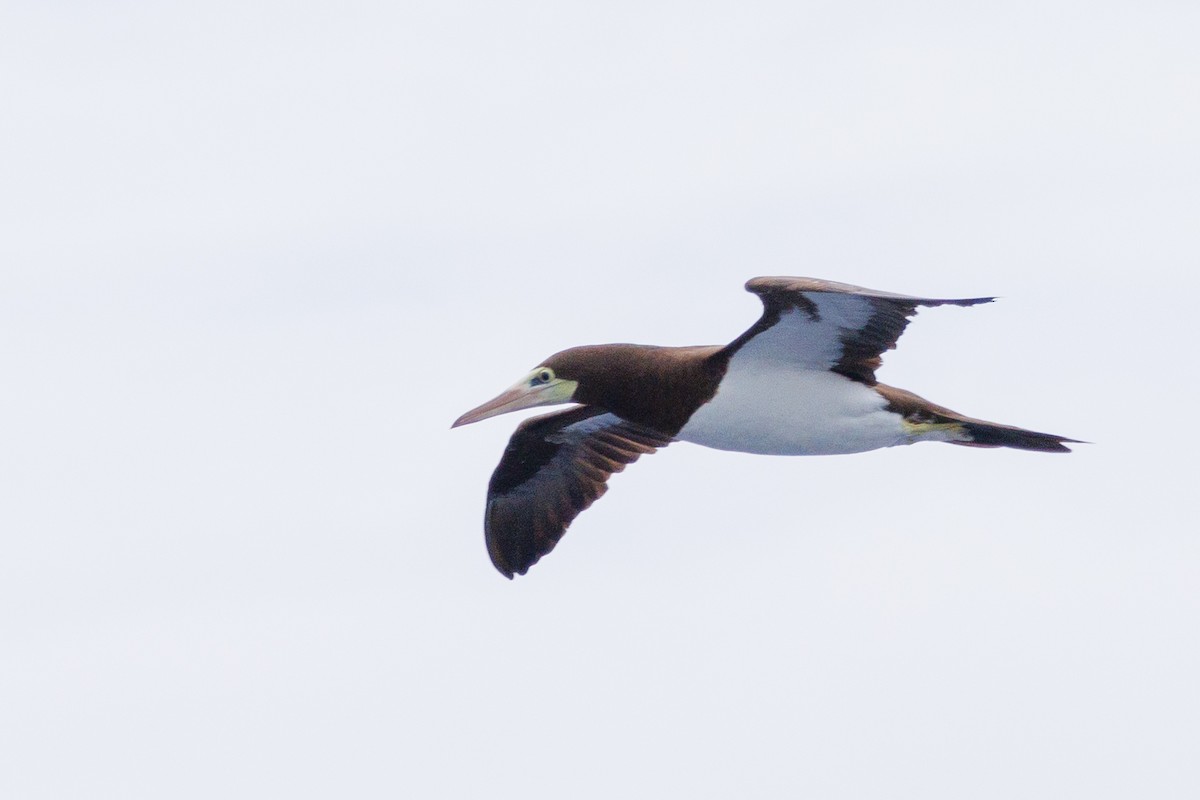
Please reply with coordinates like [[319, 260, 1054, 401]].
[[674, 365, 906, 455]]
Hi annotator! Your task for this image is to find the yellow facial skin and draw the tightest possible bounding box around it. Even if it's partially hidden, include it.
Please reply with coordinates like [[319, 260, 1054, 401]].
[[452, 368, 579, 428]]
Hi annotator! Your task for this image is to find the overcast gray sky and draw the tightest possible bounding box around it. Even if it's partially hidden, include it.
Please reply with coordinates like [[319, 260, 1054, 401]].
[[2, 1, 1198, 798]]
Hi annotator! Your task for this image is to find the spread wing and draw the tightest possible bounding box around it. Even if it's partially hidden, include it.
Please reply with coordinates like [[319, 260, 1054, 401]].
[[725, 276, 994, 384], [484, 406, 672, 578]]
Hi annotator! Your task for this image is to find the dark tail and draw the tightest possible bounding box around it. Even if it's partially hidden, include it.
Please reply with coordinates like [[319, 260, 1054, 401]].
[[953, 419, 1082, 453], [875, 383, 1082, 453]]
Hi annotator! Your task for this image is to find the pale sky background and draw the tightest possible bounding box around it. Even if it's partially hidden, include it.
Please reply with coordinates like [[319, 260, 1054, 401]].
[[2, 2, 1198, 798]]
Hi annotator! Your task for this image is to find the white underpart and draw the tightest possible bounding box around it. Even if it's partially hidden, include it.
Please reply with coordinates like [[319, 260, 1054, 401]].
[[677, 364, 906, 455], [677, 301, 906, 456], [741, 296, 875, 371]]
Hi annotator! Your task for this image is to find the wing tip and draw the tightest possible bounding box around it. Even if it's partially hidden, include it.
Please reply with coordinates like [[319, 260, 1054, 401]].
[[492, 552, 539, 579], [487, 539, 521, 579], [944, 295, 996, 307], [745, 277, 996, 308]]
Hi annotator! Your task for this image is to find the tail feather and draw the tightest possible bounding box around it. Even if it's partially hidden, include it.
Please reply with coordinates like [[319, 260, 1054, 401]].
[[876, 383, 1082, 453], [953, 420, 1081, 453]]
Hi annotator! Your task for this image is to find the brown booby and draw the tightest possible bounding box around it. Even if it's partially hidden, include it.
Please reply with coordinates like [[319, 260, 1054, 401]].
[[453, 277, 1078, 578]]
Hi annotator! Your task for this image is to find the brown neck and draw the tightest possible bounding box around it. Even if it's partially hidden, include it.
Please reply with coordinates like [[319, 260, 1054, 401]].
[[547, 344, 728, 435]]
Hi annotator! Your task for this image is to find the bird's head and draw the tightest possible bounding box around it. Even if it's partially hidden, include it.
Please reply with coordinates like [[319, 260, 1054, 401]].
[[452, 345, 666, 428], [451, 356, 581, 428]]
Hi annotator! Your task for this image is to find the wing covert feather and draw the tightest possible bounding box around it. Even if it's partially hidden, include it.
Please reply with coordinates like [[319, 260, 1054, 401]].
[[727, 276, 994, 384], [484, 406, 671, 578]]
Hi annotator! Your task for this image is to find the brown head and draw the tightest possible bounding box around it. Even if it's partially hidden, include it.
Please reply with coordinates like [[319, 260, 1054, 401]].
[[453, 343, 726, 433]]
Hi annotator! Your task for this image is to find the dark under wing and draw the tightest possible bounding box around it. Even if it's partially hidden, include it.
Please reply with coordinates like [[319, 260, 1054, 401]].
[[484, 406, 672, 578], [727, 276, 994, 385]]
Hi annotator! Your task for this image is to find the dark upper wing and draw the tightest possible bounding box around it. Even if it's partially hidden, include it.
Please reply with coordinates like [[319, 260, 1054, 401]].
[[725, 276, 994, 384], [484, 405, 672, 578]]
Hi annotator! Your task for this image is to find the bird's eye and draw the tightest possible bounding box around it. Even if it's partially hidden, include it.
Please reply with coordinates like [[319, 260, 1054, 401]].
[[534, 368, 554, 384]]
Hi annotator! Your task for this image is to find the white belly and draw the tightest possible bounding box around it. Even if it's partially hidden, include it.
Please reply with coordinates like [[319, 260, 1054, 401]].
[[676, 366, 906, 455]]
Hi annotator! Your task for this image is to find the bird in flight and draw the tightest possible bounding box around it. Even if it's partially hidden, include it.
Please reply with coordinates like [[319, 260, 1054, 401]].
[[453, 277, 1078, 578]]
